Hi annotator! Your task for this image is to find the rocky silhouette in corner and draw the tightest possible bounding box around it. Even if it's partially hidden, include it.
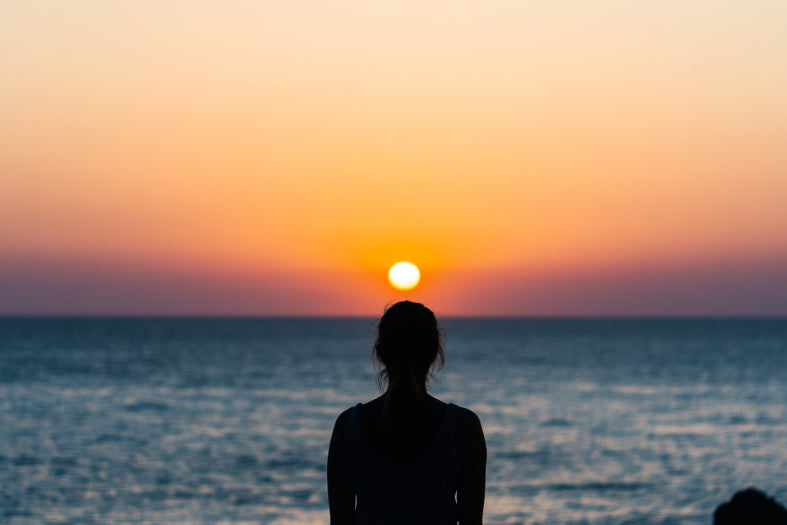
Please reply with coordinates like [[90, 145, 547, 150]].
[[714, 487, 787, 525]]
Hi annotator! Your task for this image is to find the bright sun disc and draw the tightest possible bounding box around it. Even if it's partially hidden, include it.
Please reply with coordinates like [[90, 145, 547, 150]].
[[388, 262, 420, 291]]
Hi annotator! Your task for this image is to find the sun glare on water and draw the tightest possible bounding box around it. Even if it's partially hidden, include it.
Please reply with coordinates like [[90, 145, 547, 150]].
[[388, 262, 420, 291]]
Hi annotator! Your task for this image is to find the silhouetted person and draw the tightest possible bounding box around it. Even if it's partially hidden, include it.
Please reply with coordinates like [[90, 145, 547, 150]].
[[714, 487, 787, 525], [328, 301, 486, 525]]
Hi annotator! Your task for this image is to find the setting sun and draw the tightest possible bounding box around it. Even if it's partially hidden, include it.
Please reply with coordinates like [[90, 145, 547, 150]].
[[388, 262, 420, 291]]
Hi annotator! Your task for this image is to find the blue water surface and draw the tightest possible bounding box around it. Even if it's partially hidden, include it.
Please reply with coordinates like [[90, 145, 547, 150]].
[[1, 317, 786, 524]]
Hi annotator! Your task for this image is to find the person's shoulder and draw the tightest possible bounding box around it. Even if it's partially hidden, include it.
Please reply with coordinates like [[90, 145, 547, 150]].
[[449, 403, 486, 458], [337, 404, 360, 419], [450, 404, 483, 431], [451, 403, 480, 421], [333, 404, 361, 428]]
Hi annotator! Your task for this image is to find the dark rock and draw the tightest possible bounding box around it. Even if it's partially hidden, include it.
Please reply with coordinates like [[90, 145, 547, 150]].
[[714, 487, 787, 525]]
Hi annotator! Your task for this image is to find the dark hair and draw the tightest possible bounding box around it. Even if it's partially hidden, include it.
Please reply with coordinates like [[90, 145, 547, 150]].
[[374, 301, 445, 406]]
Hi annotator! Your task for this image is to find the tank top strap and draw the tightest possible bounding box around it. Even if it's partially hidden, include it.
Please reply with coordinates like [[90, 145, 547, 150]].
[[429, 402, 458, 457], [445, 402, 458, 427], [345, 403, 364, 454], [349, 403, 361, 426]]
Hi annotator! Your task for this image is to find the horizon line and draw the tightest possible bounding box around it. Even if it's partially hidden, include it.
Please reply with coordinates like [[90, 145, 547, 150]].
[[2, 314, 786, 320]]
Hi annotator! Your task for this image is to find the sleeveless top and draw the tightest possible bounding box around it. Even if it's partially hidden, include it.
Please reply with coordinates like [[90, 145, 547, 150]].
[[343, 402, 459, 525]]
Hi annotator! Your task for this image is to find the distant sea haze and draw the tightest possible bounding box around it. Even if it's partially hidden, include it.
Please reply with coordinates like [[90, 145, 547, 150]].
[[1, 317, 786, 524]]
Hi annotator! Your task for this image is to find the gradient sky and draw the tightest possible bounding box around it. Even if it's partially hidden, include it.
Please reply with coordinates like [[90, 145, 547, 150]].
[[1, 0, 786, 316]]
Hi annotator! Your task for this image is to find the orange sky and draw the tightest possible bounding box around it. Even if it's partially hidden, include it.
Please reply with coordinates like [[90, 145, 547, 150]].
[[1, 1, 786, 315]]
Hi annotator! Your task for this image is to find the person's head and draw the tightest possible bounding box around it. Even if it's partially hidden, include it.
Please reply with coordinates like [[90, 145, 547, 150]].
[[374, 301, 444, 397]]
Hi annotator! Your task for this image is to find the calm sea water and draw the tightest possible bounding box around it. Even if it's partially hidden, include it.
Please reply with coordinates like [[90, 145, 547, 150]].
[[1, 317, 786, 524]]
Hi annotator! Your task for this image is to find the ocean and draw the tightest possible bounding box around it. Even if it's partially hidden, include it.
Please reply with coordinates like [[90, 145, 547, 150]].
[[1, 317, 786, 524]]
